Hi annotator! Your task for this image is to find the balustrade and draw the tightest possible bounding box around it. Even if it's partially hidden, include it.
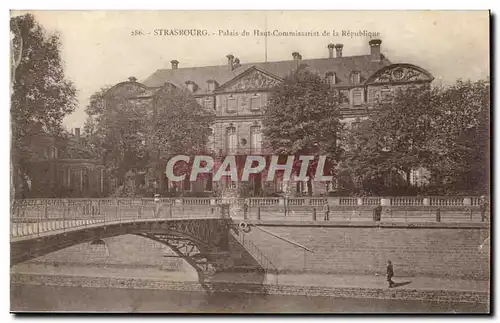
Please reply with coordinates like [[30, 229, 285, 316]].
[[10, 195, 486, 240]]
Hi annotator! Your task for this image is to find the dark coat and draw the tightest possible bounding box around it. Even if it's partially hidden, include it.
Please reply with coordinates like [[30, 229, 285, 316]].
[[386, 264, 394, 280], [480, 200, 488, 212]]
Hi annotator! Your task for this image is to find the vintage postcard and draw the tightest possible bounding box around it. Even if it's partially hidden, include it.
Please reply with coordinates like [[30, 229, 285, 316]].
[[9, 10, 490, 313]]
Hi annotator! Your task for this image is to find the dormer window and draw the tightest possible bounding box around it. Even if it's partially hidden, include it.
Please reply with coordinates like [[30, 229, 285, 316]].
[[185, 80, 198, 92], [351, 71, 361, 84], [207, 79, 218, 92], [204, 97, 213, 110], [326, 72, 336, 85]]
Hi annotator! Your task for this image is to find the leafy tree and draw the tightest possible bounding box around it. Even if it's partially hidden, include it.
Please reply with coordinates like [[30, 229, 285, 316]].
[[345, 80, 490, 196], [92, 93, 150, 188], [428, 79, 490, 194], [84, 86, 111, 159], [343, 85, 437, 195], [149, 86, 214, 190], [150, 85, 214, 159], [263, 68, 343, 196], [85, 84, 214, 196], [10, 13, 77, 197]]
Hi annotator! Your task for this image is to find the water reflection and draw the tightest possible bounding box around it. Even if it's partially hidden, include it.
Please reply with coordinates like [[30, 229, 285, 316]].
[[11, 285, 488, 313]]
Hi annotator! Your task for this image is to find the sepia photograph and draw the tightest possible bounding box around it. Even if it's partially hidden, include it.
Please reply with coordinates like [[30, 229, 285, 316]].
[[9, 10, 490, 313]]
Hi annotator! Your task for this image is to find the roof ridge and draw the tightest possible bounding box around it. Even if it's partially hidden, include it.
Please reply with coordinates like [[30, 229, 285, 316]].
[[150, 54, 378, 72]]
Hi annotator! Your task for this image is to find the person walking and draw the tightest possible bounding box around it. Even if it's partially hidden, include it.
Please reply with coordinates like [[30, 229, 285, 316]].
[[387, 260, 395, 288], [323, 200, 330, 221], [479, 196, 489, 222]]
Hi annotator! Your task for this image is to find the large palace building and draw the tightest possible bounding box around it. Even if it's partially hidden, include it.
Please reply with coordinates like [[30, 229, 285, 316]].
[[105, 39, 434, 197]]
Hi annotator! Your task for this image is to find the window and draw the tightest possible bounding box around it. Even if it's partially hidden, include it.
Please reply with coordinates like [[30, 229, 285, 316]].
[[226, 126, 237, 154], [275, 180, 284, 192], [100, 169, 105, 192], [351, 71, 361, 84], [380, 88, 393, 102], [326, 179, 337, 192], [296, 181, 308, 194], [368, 89, 378, 103], [351, 122, 361, 130], [352, 89, 363, 106], [80, 168, 89, 192], [250, 94, 261, 111], [326, 72, 336, 85], [340, 90, 349, 104], [67, 168, 72, 187], [204, 98, 213, 110], [51, 147, 58, 159], [205, 173, 213, 191], [250, 126, 262, 153], [227, 95, 237, 112], [183, 176, 191, 191]]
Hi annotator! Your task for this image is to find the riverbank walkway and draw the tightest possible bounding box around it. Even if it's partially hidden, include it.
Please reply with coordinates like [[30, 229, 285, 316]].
[[11, 262, 489, 293]]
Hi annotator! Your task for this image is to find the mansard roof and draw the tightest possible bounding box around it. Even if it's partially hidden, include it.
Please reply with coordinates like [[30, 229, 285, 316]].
[[142, 54, 393, 94]]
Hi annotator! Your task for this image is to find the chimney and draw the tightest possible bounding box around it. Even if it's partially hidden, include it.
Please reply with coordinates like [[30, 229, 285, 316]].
[[170, 60, 179, 69], [74, 128, 80, 141], [335, 44, 343, 58], [292, 52, 302, 60], [327, 44, 335, 58], [226, 54, 234, 70], [233, 58, 241, 69], [369, 39, 382, 62]]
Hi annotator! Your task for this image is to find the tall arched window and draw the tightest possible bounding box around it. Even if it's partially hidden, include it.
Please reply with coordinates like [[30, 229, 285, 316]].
[[250, 125, 262, 153], [226, 126, 237, 154]]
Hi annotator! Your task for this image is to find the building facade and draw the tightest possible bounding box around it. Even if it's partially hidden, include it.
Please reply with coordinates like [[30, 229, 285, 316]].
[[15, 124, 110, 198], [106, 39, 434, 197]]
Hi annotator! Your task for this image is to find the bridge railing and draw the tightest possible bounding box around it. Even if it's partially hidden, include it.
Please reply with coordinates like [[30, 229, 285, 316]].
[[11, 195, 488, 239], [12, 196, 485, 207], [233, 230, 279, 279], [10, 199, 228, 240]]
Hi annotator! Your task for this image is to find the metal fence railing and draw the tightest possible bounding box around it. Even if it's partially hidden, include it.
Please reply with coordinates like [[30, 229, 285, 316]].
[[10, 200, 225, 240], [233, 229, 279, 284], [11, 197, 489, 239]]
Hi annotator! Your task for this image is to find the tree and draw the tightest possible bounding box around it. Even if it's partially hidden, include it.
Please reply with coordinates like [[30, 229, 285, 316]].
[[10, 13, 77, 197], [84, 86, 112, 160], [149, 86, 214, 191], [428, 79, 490, 194], [89, 92, 151, 188], [85, 84, 214, 196], [344, 85, 437, 195], [263, 68, 343, 196], [150, 85, 214, 159]]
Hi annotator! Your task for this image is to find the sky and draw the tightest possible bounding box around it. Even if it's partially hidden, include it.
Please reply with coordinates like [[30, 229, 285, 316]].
[[11, 10, 490, 130]]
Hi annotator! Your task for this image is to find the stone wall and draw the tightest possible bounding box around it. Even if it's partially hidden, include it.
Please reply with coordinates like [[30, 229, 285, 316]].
[[18, 223, 490, 281], [24, 234, 185, 270], [242, 224, 490, 280], [11, 274, 489, 304]]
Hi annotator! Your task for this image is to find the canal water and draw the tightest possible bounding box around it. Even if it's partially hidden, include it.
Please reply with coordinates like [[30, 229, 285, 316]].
[[11, 284, 488, 313]]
